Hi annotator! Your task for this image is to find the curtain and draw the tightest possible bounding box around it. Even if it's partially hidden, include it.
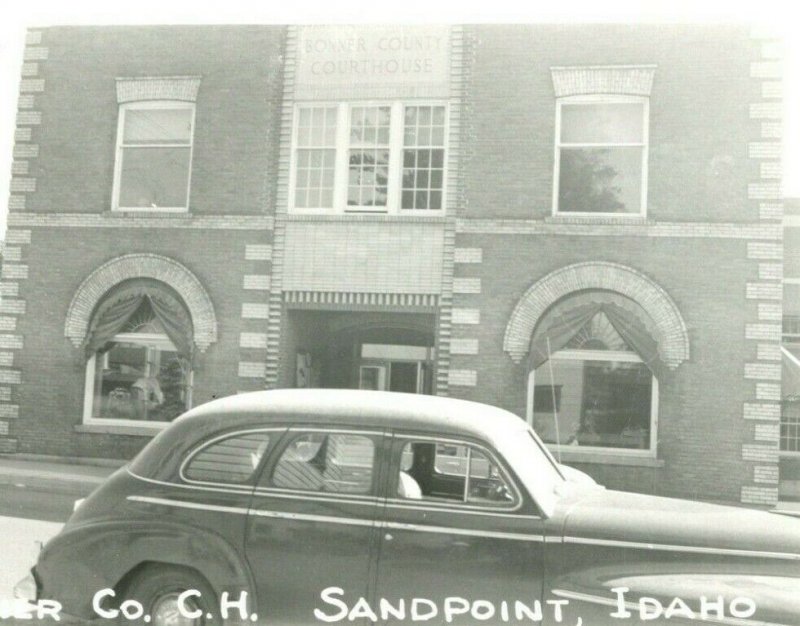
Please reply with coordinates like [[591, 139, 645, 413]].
[[84, 278, 194, 359], [528, 290, 665, 376]]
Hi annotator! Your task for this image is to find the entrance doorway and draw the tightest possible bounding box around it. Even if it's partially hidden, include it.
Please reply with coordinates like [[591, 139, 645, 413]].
[[285, 310, 436, 395]]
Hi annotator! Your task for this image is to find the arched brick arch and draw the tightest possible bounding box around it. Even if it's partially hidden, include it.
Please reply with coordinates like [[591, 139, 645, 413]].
[[503, 262, 690, 368], [65, 253, 218, 352]]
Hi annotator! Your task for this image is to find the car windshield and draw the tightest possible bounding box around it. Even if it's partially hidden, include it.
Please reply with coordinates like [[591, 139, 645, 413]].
[[494, 428, 566, 517]]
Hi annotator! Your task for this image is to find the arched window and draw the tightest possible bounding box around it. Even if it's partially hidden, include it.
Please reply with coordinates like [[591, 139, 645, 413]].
[[82, 279, 193, 426], [526, 291, 660, 456]]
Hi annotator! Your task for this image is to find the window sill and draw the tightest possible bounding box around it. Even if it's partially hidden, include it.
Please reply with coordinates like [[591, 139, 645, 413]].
[[554, 449, 664, 468], [75, 423, 166, 437], [545, 214, 649, 226], [105, 210, 192, 218], [286, 213, 448, 224]]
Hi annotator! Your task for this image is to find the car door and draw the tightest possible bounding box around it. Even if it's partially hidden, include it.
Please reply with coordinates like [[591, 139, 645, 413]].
[[244, 426, 387, 624], [373, 432, 548, 625]]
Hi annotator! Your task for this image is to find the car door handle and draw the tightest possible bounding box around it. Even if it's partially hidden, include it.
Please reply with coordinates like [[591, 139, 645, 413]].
[[384, 533, 393, 541]]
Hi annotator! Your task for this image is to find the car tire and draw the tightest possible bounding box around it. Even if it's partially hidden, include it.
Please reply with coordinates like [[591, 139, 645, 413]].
[[119, 564, 222, 626]]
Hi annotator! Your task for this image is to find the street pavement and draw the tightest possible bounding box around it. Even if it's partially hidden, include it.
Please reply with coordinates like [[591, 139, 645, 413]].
[[0, 484, 70, 621]]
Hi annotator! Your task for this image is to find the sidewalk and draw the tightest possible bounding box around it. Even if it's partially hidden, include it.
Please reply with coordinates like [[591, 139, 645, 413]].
[[0, 456, 121, 496]]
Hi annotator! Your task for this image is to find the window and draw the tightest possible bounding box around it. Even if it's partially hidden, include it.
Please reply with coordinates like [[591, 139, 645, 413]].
[[113, 101, 195, 211], [83, 286, 193, 427], [531, 311, 657, 454], [183, 432, 272, 484], [291, 102, 446, 214], [396, 439, 516, 507], [781, 283, 800, 503], [271, 432, 376, 494], [554, 96, 648, 215]]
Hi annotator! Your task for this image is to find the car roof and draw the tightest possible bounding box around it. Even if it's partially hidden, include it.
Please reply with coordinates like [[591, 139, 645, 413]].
[[129, 389, 530, 481], [182, 388, 527, 438]]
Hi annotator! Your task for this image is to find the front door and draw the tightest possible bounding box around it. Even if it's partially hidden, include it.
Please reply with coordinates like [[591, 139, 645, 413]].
[[373, 433, 547, 624], [245, 428, 386, 624], [358, 344, 433, 393]]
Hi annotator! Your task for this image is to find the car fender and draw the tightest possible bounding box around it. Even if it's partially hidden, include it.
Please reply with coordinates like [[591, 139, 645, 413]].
[[36, 518, 257, 620], [546, 560, 800, 625]]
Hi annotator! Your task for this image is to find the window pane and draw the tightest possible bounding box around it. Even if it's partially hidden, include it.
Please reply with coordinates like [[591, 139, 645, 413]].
[[347, 106, 391, 208], [401, 106, 446, 210], [118, 147, 191, 208], [295, 148, 336, 208], [92, 341, 188, 422], [272, 433, 375, 494], [782, 341, 800, 453], [560, 102, 644, 144], [397, 441, 514, 507], [185, 433, 271, 484], [558, 147, 643, 214], [123, 108, 193, 144], [533, 359, 653, 450]]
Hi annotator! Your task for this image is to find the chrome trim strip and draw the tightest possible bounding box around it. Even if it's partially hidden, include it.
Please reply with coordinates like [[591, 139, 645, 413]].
[[255, 487, 377, 503], [563, 536, 800, 561], [385, 521, 545, 543], [127, 496, 543, 541], [129, 469, 254, 495], [550, 589, 789, 626], [251, 509, 374, 528], [127, 495, 375, 528], [128, 495, 249, 515], [385, 500, 541, 520]]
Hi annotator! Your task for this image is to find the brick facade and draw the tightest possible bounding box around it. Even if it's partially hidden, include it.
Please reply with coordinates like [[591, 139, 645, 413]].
[[1, 24, 785, 505]]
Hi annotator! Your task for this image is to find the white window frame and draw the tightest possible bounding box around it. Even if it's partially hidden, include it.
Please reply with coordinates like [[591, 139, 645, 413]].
[[552, 94, 649, 218], [782, 277, 800, 459], [289, 100, 448, 215], [525, 348, 659, 458], [83, 331, 192, 428], [112, 100, 196, 212]]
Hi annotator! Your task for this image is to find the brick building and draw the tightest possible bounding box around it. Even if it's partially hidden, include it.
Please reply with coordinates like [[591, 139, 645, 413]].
[[0, 24, 790, 508]]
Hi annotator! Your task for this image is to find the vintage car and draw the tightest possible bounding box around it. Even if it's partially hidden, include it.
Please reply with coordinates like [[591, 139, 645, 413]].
[[15, 389, 800, 625]]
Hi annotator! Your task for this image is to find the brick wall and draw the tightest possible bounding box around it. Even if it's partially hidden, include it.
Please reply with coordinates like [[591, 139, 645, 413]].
[[463, 24, 757, 222], [2, 26, 285, 457], [26, 25, 284, 216]]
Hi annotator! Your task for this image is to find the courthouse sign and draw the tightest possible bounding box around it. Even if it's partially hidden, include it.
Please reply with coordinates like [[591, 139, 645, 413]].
[[295, 25, 451, 99]]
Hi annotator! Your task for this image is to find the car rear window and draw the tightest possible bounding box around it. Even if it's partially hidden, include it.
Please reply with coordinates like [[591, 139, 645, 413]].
[[183, 432, 272, 484]]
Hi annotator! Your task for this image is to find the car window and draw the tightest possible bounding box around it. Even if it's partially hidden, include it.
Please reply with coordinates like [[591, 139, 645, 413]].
[[183, 432, 271, 484], [271, 432, 376, 494], [396, 439, 517, 507]]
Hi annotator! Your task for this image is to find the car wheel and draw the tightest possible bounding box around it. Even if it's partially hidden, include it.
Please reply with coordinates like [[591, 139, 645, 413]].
[[121, 565, 221, 626]]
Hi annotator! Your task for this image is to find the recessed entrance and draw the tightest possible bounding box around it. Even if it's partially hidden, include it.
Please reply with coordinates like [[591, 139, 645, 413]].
[[284, 310, 436, 394]]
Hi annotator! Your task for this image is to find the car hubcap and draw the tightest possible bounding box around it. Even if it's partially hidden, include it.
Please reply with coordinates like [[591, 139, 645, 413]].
[[151, 592, 202, 626]]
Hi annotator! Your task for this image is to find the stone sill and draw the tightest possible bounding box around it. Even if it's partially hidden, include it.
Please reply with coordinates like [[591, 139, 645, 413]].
[[544, 215, 650, 226], [74, 423, 164, 437], [104, 210, 193, 218], [286, 213, 448, 224], [554, 449, 665, 468]]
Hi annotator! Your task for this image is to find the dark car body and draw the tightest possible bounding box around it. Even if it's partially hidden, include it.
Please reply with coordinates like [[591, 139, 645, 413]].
[[28, 390, 800, 625]]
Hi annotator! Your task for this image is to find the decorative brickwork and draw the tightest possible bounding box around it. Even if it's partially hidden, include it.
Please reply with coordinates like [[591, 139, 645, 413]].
[[8, 213, 273, 230], [550, 65, 656, 97], [64, 254, 218, 351], [115, 76, 202, 103], [263, 26, 296, 389], [0, 28, 45, 451], [457, 219, 782, 239], [740, 31, 783, 507], [433, 25, 470, 397], [503, 262, 690, 367]]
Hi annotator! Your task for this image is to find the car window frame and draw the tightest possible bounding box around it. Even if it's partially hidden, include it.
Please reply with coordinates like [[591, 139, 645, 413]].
[[259, 426, 386, 499], [178, 426, 286, 488], [385, 431, 527, 513]]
